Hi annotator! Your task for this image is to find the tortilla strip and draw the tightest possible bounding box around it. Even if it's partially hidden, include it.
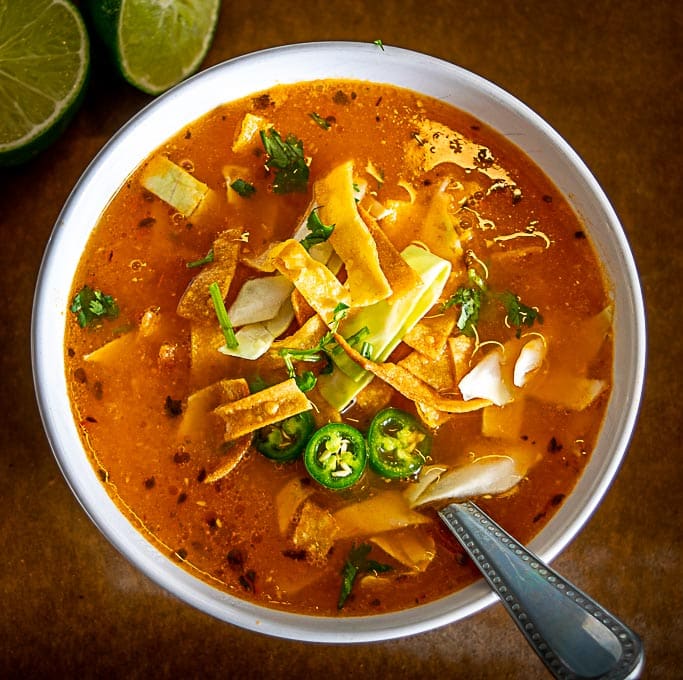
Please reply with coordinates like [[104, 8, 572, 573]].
[[402, 307, 457, 360], [214, 377, 312, 440], [448, 334, 475, 383], [359, 206, 422, 300], [269, 239, 351, 325], [333, 333, 490, 414], [398, 348, 454, 392], [194, 378, 252, 483], [177, 228, 242, 320], [204, 435, 253, 484], [314, 161, 391, 306]]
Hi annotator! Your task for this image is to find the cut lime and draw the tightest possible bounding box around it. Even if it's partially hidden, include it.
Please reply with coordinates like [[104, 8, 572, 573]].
[[0, 0, 89, 166], [87, 0, 221, 96]]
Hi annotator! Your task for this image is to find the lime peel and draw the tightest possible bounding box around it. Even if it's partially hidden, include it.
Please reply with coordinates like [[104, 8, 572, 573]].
[[87, 0, 221, 96], [0, 0, 90, 165]]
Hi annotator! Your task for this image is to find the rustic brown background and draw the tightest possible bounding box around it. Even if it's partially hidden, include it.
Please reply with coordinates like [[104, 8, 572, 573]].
[[1, 1, 681, 678]]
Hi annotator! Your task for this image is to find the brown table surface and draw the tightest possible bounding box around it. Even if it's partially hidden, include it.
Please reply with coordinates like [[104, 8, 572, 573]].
[[1, 1, 681, 678]]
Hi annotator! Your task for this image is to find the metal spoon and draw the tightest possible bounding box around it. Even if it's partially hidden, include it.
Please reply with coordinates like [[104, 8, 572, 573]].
[[438, 502, 644, 679]]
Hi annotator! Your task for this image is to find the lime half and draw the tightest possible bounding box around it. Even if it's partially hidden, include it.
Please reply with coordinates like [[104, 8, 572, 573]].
[[0, 0, 89, 166], [87, 0, 221, 96]]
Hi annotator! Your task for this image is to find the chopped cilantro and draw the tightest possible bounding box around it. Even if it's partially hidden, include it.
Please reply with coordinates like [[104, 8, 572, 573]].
[[70, 285, 119, 328], [260, 128, 309, 194], [373, 39, 385, 51], [186, 248, 214, 268], [338, 543, 392, 609], [309, 112, 330, 130], [442, 266, 542, 338], [230, 178, 256, 198], [498, 291, 543, 337], [300, 209, 335, 251]]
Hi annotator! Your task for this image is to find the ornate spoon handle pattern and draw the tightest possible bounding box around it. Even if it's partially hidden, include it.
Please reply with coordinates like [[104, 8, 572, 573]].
[[438, 502, 644, 679]]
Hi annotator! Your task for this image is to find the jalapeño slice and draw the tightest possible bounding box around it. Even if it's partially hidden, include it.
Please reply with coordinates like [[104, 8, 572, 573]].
[[367, 408, 431, 479], [254, 411, 315, 462], [304, 423, 367, 489]]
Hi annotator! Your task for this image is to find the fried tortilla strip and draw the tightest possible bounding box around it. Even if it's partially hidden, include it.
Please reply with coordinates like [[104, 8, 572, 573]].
[[269, 239, 351, 325], [448, 334, 475, 384], [333, 333, 490, 414], [403, 307, 457, 360], [292, 499, 339, 565], [398, 348, 454, 392], [177, 228, 242, 321], [214, 377, 312, 440], [204, 435, 253, 484], [359, 206, 421, 300], [314, 161, 391, 306], [188, 378, 252, 483]]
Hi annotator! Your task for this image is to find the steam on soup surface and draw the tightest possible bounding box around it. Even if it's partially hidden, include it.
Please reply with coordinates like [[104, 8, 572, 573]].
[[65, 80, 612, 616]]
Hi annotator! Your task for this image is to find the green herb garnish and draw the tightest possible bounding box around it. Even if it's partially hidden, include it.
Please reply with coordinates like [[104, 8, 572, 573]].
[[278, 303, 350, 390], [300, 209, 335, 251], [208, 281, 238, 349], [70, 285, 119, 328], [338, 543, 392, 609], [373, 39, 385, 51], [230, 178, 256, 198], [498, 291, 543, 338], [442, 266, 542, 338], [309, 112, 330, 130], [260, 128, 309, 194], [186, 248, 214, 269]]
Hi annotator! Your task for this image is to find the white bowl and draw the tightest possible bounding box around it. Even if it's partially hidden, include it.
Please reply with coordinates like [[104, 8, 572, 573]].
[[31, 42, 646, 643]]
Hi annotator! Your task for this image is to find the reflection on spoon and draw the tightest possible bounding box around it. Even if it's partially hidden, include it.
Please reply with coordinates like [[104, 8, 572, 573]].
[[438, 502, 644, 680]]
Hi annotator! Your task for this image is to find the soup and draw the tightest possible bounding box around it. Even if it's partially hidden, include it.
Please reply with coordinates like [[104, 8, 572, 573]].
[[64, 80, 612, 616]]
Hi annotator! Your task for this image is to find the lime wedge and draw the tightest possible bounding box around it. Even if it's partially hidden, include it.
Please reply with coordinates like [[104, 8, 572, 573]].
[[0, 0, 89, 166], [87, 0, 221, 96]]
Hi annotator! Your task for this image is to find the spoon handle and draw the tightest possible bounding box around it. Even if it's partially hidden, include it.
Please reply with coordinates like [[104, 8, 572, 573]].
[[438, 502, 644, 679]]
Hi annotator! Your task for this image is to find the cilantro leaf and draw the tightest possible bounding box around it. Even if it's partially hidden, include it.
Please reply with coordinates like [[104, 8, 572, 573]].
[[70, 285, 119, 328], [300, 209, 335, 251], [260, 128, 309, 194], [309, 112, 331, 130], [230, 178, 256, 198], [447, 286, 484, 337], [498, 291, 543, 337], [338, 543, 392, 609]]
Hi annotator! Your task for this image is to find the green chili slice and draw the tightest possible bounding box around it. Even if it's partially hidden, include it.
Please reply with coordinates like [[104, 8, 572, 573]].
[[304, 423, 367, 490], [254, 411, 315, 462], [367, 408, 431, 479]]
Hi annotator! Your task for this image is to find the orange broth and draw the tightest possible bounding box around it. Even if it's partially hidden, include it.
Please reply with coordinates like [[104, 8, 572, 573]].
[[64, 80, 612, 616]]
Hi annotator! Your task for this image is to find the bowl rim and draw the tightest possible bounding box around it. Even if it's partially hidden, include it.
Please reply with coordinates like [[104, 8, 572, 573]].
[[31, 40, 647, 643]]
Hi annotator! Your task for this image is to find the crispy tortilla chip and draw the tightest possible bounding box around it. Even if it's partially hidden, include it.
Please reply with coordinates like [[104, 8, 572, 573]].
[[448, 334, 475, 383], [214, 377, 312, 440], [359, 206, 421, 299], [269, 239, 351, 325], [183, 378, 252, 483], [415, 402, 454, 429], [180, 378, 249, 440], [177, 229, 242, 321], [398, 348, 454, 391], [314, 161, 391, 306], [370, 528, 436, 572], [353, 378, 394, 416], [334, 333, 490, 414], [403, 307, 457, 360], [276, 477, 315, 535], [290, 286, 316, 326], [189, 321, 226, 385], [203, 435, 252, 483], [333, 490, 430, 539], [292, 499, 339, 564], [407, 119, 516, 189]]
